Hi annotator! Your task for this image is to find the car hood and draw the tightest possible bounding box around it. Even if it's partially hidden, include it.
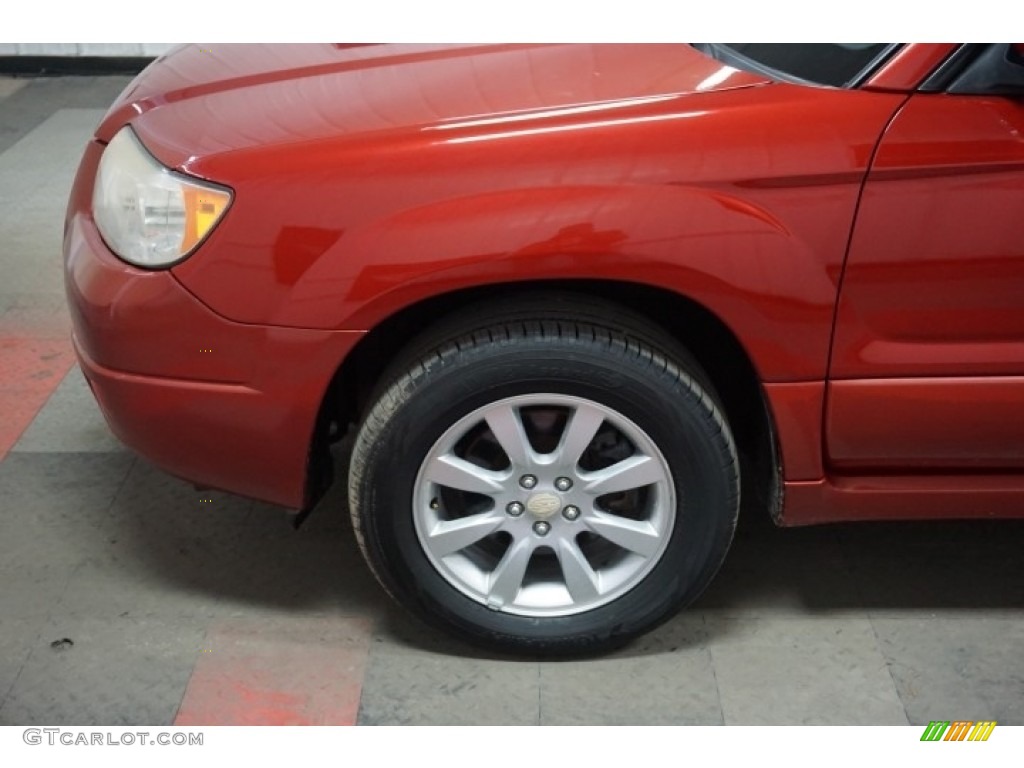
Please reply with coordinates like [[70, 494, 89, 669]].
[[99, 44, 769, 174]]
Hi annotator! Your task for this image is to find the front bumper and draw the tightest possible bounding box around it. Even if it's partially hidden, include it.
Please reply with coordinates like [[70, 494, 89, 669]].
[[64, 145, 363, 507]]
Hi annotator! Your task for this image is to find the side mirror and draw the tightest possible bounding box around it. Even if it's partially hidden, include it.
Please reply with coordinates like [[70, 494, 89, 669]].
[[949, 43, 1024, 95]]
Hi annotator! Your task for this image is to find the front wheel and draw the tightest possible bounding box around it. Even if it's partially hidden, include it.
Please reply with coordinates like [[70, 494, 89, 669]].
[[349, 312, 739, 654]]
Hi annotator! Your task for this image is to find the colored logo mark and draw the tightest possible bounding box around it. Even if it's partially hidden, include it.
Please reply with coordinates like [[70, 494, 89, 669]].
[[920, 721, 996, 741]]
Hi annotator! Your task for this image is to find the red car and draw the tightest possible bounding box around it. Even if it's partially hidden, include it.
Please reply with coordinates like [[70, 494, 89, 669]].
[[64, 43, 1024, 653]]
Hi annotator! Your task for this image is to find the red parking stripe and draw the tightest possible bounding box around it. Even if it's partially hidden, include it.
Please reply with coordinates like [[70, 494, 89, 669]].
[[0, 336, 75, 460], [174, 618, 372, 726]]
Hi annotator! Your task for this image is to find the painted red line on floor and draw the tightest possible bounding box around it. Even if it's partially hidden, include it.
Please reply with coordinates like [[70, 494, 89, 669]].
[[174, 617, 372, 726], [0, 336, 75, 460]]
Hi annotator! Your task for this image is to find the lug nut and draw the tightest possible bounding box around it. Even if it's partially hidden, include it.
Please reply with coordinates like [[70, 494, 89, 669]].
[[506, 501, 525, 517], [533, 521, 551, 536], [519, 474, 538, 490], [554, 477, 573, 492], [562, 505, 580, 521]]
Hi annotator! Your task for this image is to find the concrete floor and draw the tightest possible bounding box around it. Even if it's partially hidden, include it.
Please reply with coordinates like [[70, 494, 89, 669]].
[[0, 74, 1022, 726]]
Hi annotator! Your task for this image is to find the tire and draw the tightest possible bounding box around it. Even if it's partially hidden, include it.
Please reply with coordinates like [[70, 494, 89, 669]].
[[348, 296, 739, 654]]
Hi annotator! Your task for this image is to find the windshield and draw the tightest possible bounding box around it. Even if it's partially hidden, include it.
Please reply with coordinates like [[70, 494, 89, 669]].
[[696, 44, 897, 88]]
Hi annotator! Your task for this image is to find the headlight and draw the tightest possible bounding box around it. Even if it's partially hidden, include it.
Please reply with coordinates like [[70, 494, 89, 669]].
[[93, 126, 232, 268]]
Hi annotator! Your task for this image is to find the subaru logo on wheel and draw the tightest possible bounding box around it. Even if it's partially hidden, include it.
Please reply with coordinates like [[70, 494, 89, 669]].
[[526, 493, 561, 519]]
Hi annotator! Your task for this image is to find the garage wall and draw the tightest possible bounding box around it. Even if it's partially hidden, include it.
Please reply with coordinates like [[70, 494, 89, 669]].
[[0, 44, 173, 56]]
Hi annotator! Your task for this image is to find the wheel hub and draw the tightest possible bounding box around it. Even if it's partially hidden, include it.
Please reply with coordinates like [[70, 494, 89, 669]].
[[525, 491, 561, 519]]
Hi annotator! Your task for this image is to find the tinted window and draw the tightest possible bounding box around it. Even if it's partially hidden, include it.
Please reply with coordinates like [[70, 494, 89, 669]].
[[713, 43, 893, 87]]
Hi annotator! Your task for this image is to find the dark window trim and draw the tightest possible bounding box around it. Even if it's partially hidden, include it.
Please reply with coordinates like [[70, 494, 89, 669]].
[[0, 55, 155, 76], [693, 43, 901, 89], [847, 44, 903, 87], [919, 44, 987, 92]]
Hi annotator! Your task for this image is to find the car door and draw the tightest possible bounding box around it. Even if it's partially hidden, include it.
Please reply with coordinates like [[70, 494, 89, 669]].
[[828, 45, 1024, 472]]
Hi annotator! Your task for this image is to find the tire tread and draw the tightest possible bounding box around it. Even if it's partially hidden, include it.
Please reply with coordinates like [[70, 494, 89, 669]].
[[348, 297, 739, 654]]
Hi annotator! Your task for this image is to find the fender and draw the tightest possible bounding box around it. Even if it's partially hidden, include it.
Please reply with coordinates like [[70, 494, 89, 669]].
[[163, 83, 908, 383], [336, 183, 841, 382], [177, 182, 845, 382]]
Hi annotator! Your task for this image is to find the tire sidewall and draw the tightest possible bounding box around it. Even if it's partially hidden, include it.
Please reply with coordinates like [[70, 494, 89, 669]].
[[355, 334, 737, 652]]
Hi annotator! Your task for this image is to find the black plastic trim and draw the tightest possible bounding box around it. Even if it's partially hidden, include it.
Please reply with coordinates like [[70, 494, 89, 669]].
[[694, 43, 900, 90], [0, 55, 154, 76], [846, 44, 903, 88], [919, 44, 986, 92], [947, 43, 1024, 96]]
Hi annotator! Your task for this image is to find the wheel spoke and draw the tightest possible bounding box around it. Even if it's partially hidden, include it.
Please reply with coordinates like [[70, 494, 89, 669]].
[[413, 393, 678, 617], [585, 510, 662, 558], [555, 539, 600, 602], [424, 510, 506, 558], [581, 454, 662, 496], [555, 402, 605, 466], [487, 538, 534, 609], [483, 403, 533, 467], [425, 454, 505, 495]]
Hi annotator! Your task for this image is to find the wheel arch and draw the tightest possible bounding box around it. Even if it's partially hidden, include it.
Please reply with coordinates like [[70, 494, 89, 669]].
[[311, 279, 782, 522]]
